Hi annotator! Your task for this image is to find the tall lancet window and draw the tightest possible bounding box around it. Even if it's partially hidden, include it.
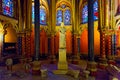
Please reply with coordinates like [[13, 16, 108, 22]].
[[2, 0, 14, 17], [94, 1, 98, 20], [82, 5, 88, 23], [82, 0, 98, 23], [64, 9, 71, 25], [40, 5, 46, 25], [32, 2, 47, 25], [56, 10, 63, 25], [56, 4, 71, 26]]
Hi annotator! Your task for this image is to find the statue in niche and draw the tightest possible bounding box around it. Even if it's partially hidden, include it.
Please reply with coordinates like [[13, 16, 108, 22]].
[[59, 22, 66, 49]]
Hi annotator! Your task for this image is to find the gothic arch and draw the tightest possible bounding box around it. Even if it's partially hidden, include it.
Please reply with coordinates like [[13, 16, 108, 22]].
[[115, 19, 120, 30], [3, 22, 18, 33], [56, 0, 72, 25]]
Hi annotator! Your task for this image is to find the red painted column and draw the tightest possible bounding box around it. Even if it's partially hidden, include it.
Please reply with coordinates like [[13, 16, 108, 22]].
[[99, 31, 108, 69], [25, 34, 31, 57], [107, 34, 116, 65], [106, 35, 112, 58], [72, 34, 78, 64], [100, 32, 106, 58], [50, 34, 56, 63]]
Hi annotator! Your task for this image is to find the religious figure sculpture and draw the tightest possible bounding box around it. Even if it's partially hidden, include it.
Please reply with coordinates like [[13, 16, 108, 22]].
[[59, 22, 66, 49]]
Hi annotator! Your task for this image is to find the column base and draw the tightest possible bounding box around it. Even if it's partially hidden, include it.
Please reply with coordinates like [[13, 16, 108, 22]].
[[108, 60, 116, 65], [98, 58, 108, 69], [87, 61, 97, 77], [72, 55, 79, 64], [50, 55, 57, 64]]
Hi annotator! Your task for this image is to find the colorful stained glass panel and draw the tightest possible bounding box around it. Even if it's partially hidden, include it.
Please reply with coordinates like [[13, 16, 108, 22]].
[[32, 5, 34, 23], [2, 0, 13, 17], [64, 9, 71, 25], [56, 10, 63, 25], [82, 5, 88, 23], [40, 6, 46, 25], [94, 1, 98, 20]]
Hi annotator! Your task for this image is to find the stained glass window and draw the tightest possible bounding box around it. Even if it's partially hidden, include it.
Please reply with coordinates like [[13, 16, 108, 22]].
[[2, 0, 14, 17], [82, 5, 88, 23], [32, 5, 34, 23], [56, 10, 63, 25], [40, 6, 46, 25], [94, 1, 98, 20], [64, 9, 71, 25], [82, 0, 98, 23]]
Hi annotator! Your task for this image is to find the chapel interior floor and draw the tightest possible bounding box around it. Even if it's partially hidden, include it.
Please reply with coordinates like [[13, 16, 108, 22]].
[[0, 59, 119, 80]]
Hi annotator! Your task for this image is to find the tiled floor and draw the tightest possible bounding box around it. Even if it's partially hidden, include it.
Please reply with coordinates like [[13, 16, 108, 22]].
[[0, 60, 112, 80]]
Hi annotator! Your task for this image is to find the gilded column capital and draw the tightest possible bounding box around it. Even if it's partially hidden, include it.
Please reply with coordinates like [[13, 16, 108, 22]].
[[17, 32, 25, 37]]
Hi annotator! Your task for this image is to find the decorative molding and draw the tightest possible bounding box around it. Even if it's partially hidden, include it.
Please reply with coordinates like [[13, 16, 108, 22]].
[[0, 15, 18, 24]]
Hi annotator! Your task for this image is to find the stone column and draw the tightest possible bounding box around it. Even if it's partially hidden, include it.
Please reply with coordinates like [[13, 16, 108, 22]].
[[49, 0, 56, 63], [88, 0, 94, 61], [34, 0, 40, 60], [98, 0, 108, 69], [17, 33, 22, 55], [72, 0, 79, 64], [87, 0, 97, 76], [107, 33, 116, 65], [98, 31, 108, 69], [106, 34, 112, 59]]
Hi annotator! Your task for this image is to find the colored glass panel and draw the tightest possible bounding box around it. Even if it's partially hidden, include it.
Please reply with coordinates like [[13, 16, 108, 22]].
[[2, 0, 13, 17], [40, 6, 46, 25], [64, 9, 71, 25], [56, 10, 63, 25], [32, 5, 34, 23], [82, 0, 98, 23], [94, 1, 98, 20], [82, 5, 88, 23]]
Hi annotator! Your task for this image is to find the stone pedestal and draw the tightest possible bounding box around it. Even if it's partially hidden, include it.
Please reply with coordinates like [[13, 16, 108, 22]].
[[58, 49, 68, 69], [87, 61, 97, 76], [53, 48, 68, 74]]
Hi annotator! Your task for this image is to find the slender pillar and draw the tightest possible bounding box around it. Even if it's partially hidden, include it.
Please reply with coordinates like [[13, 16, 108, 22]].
[[34, 0, 40, 60], [108, 33, 116, 65], [88, 0, 94, 61], [106, 35, 112, 59], [72, 0, 79, 64], [87, 0, 97, 76], [100, 31, 106, 58], [17, 33, 22, 55], [49, 0, 56, 63]]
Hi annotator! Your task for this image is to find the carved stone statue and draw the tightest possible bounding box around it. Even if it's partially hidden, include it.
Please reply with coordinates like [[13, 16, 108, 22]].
[[59, 22, 66, 48]]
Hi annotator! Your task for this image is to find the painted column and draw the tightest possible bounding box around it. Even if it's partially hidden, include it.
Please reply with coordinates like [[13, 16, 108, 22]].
[[98, 0, 108, 69], [88, 0, 94, 61], [17, 33, 22, 55], [87, 0, 97, 76], [25, 32, 31, 57], [108, 33, 116, 65], [72, 0, 79, 64], [77, 36, 80, 59], [100, 31, 106, 58], [49, 0, 56, 63], [34, 0, 40, 60], [106, 35, 112, 59], [112, 33, 117, 56]]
